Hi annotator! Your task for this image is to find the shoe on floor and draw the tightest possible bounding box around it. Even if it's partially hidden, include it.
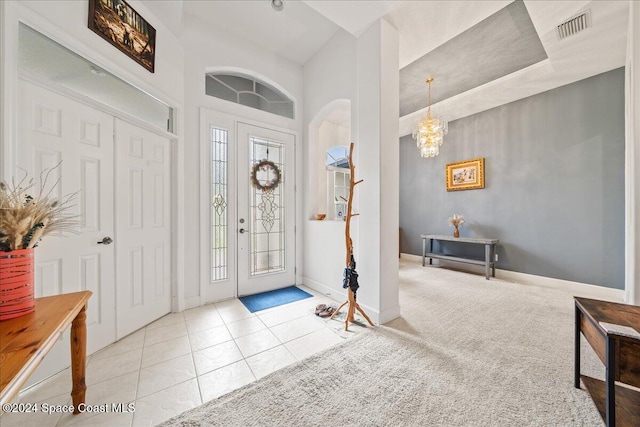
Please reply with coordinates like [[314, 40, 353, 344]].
[[315, 304, 327, 315], [319, 306, 336, 318]]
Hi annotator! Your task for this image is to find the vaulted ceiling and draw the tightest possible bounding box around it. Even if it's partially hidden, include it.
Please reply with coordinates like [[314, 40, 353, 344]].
[[141, 0, 629, 134], [399, 1, 548, 117]]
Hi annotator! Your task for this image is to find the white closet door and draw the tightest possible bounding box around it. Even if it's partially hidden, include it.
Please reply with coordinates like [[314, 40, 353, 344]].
[[115, 118, 171, 338], [16, 79, 116, 381]]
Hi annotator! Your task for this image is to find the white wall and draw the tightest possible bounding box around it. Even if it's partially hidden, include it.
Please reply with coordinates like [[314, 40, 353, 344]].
[[378, 20, 401, 321], [304, 31, 358, 129], [303, 22, 401, 324], [626, 0, 640, 305], [356, 19, 400, 323], [181, 14, 304, 307], [302, 30, 359, 304]]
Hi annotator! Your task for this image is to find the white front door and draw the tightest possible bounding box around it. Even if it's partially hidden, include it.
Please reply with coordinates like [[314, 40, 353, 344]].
[[115, 118, 171, 338], [16, 79, 116, 381], [201, 111, 296, 300], [236, 123, 296, 295]]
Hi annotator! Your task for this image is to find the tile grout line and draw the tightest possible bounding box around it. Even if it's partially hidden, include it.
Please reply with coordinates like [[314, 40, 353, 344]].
[[129, 327, 148, 427], [185, 315, 206, 409]]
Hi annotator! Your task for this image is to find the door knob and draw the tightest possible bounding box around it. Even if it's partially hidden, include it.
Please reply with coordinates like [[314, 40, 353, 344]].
[[239, 228, 246, 234], [98, 236, 113, 245]]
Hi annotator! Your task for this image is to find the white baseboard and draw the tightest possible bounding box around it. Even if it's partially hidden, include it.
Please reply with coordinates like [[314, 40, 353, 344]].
[[301, 276, 344, 300], [303, 276, 386, 323], [400, 253, 422, 262], [379, 304, 401, 324], [184, 296, 202, 310], [400, 253, 625, 302], [496, 270, 625, 302]]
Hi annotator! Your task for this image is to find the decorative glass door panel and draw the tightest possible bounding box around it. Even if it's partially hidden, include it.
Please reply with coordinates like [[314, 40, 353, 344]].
[[250, 137, 285, 276], [237, 123, 295, 296], [202, 109, 238, 303]]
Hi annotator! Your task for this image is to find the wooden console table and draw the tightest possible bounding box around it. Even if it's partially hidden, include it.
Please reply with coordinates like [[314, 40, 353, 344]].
[[0, 291, 92, 414], [574, 297, 640, 427], [421, 234, 498, 280]]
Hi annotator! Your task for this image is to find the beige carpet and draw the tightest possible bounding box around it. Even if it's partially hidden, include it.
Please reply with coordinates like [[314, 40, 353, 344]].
[[161, 261, 604, 426]]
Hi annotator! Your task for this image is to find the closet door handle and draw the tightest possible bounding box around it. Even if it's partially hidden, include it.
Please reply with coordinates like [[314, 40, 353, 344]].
[[239, 228, 246, 234], [98, 236, 113, 245]]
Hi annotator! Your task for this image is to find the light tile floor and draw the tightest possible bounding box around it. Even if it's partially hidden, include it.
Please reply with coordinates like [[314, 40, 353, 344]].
[[1, 286, 370, 427]]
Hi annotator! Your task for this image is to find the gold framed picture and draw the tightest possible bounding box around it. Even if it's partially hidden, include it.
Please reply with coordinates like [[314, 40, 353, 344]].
[[446, 158, 485, 191]]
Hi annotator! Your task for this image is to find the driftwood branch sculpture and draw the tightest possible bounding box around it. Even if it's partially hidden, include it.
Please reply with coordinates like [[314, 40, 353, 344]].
[[330, 142, 375, 330]]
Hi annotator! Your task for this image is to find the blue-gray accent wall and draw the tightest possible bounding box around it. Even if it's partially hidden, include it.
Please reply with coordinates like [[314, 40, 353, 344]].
[[399, 68, 625, 289]]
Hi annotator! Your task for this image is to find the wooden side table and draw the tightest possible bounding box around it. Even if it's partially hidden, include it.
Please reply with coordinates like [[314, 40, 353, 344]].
[[574, 297, 640, 427], [0, 291, 92, 414]]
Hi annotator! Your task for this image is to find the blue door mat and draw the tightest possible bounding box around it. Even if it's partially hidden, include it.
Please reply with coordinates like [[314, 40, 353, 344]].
[[239, 286, 313, 313]]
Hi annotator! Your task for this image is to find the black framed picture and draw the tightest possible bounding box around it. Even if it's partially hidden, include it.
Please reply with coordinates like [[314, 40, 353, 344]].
[[88, 0, 156, 73]]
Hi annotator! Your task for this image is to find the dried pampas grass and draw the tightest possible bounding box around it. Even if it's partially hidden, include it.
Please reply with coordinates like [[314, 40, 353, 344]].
[[0, 163, 79, 251], [448, 214, 465, 228]]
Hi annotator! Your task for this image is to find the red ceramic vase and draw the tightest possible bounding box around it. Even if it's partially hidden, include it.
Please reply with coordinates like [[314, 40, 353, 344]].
[[0, 248, 35, 321]]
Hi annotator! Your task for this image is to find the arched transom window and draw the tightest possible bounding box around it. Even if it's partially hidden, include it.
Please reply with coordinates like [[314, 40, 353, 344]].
[[205, 72, 294, 119]]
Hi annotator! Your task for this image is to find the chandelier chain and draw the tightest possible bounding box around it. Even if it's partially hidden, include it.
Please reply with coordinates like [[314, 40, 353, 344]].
[[427, 78, 432, 115]]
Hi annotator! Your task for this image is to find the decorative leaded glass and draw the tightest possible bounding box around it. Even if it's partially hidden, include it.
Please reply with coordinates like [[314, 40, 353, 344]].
[[211, 127, 228, 281], [250, 137, 285, 276]]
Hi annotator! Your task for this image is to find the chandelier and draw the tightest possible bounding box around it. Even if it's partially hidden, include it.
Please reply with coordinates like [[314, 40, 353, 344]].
[[412, 77, 448, 158]]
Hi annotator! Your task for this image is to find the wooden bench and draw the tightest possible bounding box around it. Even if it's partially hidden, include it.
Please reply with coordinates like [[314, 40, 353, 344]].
[[421, 234, 498, 280], [574, 297, 640, 427]]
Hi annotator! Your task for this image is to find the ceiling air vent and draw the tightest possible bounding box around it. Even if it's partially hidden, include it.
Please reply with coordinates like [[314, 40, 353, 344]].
[[557, 10, 591, 40]]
